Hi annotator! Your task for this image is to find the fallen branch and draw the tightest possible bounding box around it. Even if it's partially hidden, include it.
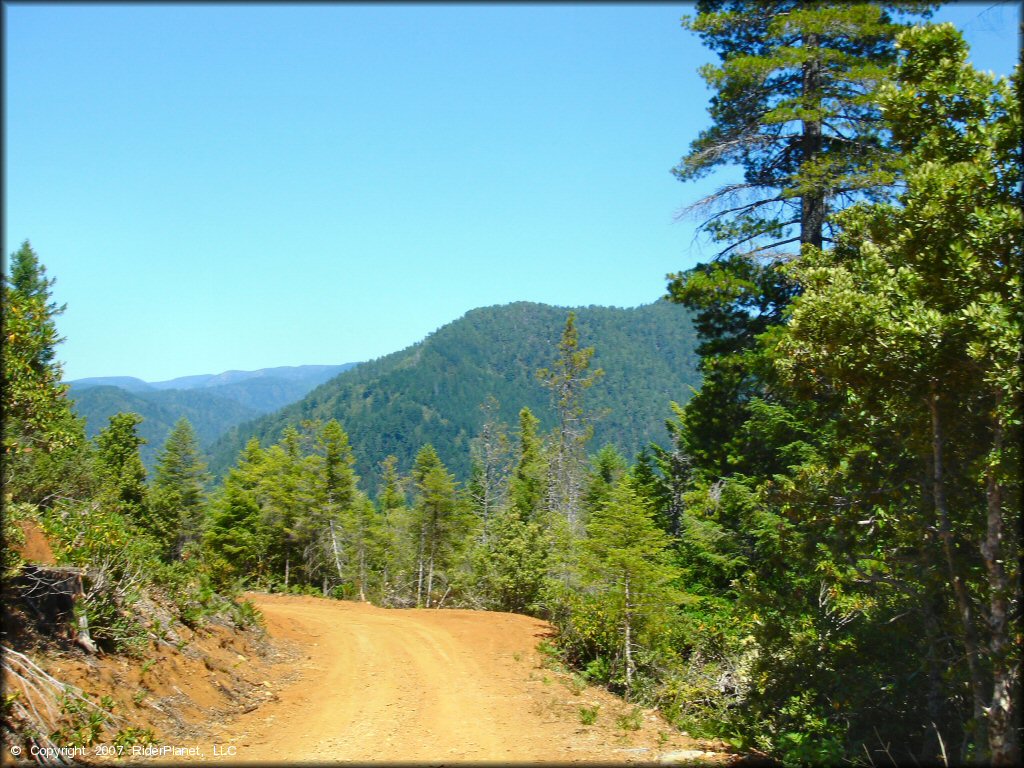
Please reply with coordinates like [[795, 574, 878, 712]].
[[1, 645, 122, 765]]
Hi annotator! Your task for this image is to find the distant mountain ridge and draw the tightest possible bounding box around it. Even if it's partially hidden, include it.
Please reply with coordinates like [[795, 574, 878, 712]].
[[209, 301, 701, 491], [68, 364, 357, 469], [69, 376, 153, 392], [70, 364, 354, 392]]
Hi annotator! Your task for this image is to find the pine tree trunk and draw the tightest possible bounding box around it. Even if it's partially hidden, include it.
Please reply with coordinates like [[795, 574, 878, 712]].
[[800, 29, 824, 251], [623, 574, 634, 698], [416, 523, 426, 608], [425, 537, 437, 609], [358, 544, 367, 603], [329, 519, 344, 579]]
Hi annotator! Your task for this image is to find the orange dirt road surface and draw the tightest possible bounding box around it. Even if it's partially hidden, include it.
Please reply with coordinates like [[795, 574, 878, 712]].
[[181, 593, 733, 764]]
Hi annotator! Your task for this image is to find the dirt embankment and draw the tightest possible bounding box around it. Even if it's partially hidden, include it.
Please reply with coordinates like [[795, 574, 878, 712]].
[[7, 592, 739, 765]]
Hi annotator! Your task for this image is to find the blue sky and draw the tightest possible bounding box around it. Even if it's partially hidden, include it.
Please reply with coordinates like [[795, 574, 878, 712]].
[[4, 2, 1020, 382]]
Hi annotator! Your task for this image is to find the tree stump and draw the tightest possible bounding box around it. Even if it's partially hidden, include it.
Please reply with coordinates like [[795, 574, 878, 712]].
[[16, 565, 98, 653]]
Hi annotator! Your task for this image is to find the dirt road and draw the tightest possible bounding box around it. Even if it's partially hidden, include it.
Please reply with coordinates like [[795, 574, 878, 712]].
[[194, 594, 729, 764]]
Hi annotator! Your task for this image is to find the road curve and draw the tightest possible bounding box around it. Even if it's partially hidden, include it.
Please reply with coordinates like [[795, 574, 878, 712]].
[[199, 593, 723, 764]]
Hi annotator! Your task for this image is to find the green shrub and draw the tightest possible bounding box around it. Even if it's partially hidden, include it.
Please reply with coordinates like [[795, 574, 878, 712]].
[[230, 598, 264, 629], [112, 727, 157, 747], [584, 655, 613, 684], [579, 705, 600, 726], [50, 693, 109, 748], [617, 707, 644, 731]]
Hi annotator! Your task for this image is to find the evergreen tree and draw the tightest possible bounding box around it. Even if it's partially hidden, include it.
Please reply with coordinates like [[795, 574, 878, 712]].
[[205, 439, 266, 585], [508, 407, 545, 522], [340, 494, 382, 602], [536, 313, 603, 530], [149, 418, 210, 559], [583, 444, 628, 520], [95, 413, 149, 526], [2, 241, 86, 502], [312, 420, 359, 594], [6, 240, 66, 364], [377, 455, 406, 513], [319, 419, 357, 511], [410, 444, 464, 607], [477, 506, 548, 615], [259, 426, 316, 589], [647, 408, 692, 538], [376, 455, 416, 605], [467, 396, 511, 532], [665, 1, 932, 490], [673, 1, 930, 255], [656, 20, 1019, 765], [581, 477, 680, 697], [775, 25, 1020, 761]]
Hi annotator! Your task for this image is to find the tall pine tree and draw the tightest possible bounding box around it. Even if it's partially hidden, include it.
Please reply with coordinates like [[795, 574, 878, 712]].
[[150, 417, 210, 559], [2, 241, 86, 503], [537, 313, 603, 531]]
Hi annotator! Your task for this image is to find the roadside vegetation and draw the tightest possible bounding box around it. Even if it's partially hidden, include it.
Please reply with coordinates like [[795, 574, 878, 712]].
[[3, 4, 1018, 766], [2, 244, 262, 756]]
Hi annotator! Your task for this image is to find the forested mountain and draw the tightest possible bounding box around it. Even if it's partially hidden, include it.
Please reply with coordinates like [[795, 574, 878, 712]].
[[146, 364, 356, 392], [11, 7, 1015, 766], [67, 375, 153, 392], [67, 385, 259, 469], [68, 364, 356, 469], [209, 301, 700, 487]]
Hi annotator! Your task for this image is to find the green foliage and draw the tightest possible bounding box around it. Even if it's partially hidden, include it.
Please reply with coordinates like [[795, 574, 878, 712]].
[[538, 311, 603, 529], [509, 407, 546, 522], [666, 256, 802, 482], [112, 727, 157, 748], [467, 396, 511, 524], [660, 18, 1020, 766], [67, 365, 355, 471], [149, 418, 210, 560], [95, 413, 149, 526], [473, 506, 548, 614], [583, 444, 628, 520], [3, 504, 29, 580], [579, 705, 600, 726], [550, 478, 685, 699], [41, 497, 156, 654], [205, 438, 268, 586], [674, 2, 931, 254], [47, 693, 155, 750], [320, 419, 358, 511], [211, 301, 701, 490], [617, 707, 643, 732], [763, 24, 1021, 762], [2, 241, 88, 504], [410, 444, 470, 608], [231, 598, 264, 629], [50, 693, 108, 748]]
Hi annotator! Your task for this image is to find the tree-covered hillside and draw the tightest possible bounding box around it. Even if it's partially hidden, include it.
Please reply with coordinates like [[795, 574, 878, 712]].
[[68, 385, 260, 469], [68, 364, 356, 469], [210, 301, 700, 487]]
